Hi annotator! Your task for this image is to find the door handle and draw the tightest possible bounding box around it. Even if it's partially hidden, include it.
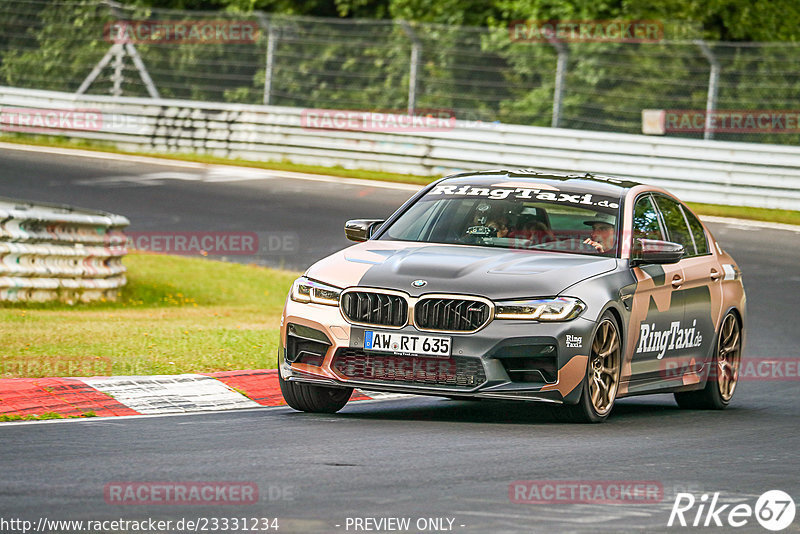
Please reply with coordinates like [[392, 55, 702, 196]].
[[709, 269, 722, 281], [671, 275, 684, 288]]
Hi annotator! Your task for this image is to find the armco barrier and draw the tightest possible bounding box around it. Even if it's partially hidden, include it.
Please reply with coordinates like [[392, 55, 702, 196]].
[[0, 197, 128, 302], [2, 86, 800, 210]]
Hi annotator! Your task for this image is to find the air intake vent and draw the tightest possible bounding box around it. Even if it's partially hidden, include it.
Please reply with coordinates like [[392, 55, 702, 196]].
[[414, 297, 491, 332], [332, 349, 486, 389], [340, 291, 408, 327]]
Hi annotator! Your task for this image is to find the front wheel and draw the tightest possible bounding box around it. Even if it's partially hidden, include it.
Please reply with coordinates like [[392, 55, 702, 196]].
[[278, 371, 352, 413], [553, 312, 621, 423], [674, 312, 741, 410]]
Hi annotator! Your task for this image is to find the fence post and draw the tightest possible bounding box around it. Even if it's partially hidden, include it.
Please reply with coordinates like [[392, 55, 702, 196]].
[[549, 38, 568, 128], [400, 21, 421, 115], [257, 13, 277, 106], [111, 43, 124, 97], [696, 39, 720, 141]]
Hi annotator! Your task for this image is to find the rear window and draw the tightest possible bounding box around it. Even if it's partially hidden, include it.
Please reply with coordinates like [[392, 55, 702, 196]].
[[682, 206, 710, 256], [654, 195, 696, 255]]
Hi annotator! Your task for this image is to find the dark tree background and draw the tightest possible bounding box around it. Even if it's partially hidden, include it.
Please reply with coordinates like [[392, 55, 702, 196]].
[[129, 0, 799, 42]]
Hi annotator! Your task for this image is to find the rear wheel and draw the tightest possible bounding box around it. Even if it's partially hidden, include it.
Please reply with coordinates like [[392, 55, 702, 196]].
[[278, 371, 352, 413], [553, 312, 621, 423], [674, 312, 741, 410]]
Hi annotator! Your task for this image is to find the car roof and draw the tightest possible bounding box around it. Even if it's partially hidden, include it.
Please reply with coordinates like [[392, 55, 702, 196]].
[[438, 169, 641, 196]]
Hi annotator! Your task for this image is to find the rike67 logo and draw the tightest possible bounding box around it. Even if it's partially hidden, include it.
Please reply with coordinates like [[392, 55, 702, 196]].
[[668, 490, 796, 531]]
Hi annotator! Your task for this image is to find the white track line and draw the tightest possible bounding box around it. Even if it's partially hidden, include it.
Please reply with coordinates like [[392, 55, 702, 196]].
[[7, 143, 800, 218], [0, 387, 419, 427], [0, 142, 422, 191], [700, 215, 800, 233]]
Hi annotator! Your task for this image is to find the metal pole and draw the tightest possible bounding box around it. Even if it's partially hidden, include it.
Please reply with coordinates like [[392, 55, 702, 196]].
[[76, 44, 120, 96], [111, 44, 124, 97], [400, 21, 421, 115], [257, 13, 276, 105], [124, 43, 160, 98], [696, 39, 719, 141], [549, 38, 568, 128]]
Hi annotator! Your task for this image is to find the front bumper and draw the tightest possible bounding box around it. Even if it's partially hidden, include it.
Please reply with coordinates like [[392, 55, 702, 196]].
[[280, 297, 598, 405]]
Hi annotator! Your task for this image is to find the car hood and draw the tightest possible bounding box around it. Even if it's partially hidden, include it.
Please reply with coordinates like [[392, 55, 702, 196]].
[[305, 241, 619, 299]]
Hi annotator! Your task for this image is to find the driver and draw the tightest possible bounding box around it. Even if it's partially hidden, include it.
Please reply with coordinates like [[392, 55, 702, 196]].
[[486, 216, 509, 238], [582, 213, 616, 253]]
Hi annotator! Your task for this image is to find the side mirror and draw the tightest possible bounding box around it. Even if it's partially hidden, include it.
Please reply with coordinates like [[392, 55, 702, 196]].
[[630, 239, 684, 266], [344, 219, 385, 242]]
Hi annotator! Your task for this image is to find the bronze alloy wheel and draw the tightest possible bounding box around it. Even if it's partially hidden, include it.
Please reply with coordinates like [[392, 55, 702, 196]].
[[716, 313, 742, 401], [674, 311, 742, 410], [588, 318, 621, 416]]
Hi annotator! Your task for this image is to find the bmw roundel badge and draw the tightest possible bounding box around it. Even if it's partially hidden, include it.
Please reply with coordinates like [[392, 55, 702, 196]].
[[411, 279, 427, 288]]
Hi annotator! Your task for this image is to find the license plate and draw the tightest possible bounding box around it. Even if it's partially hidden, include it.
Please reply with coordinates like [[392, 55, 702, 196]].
[[364, 331, 452, 358]]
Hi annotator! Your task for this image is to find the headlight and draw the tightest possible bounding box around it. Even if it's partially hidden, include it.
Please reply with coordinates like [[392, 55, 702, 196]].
[[494, 297, 585, 321], [290, 277, 342, 306]]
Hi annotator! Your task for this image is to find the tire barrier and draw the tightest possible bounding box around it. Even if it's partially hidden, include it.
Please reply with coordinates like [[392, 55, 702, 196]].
[[0, 197, 129, 303]]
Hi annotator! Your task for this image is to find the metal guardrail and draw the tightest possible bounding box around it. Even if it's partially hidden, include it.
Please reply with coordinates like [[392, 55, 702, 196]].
[[2, 86, 800, 211], [0, 195, 128, 302]]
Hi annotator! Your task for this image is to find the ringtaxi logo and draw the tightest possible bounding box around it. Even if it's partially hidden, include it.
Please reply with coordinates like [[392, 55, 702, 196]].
[[636, 320, 703, 360], [428, 184, 620, 209], [668, 490, 796, 531]]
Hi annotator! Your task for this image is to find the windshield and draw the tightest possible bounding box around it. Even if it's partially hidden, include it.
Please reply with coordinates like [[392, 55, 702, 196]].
[[380, 180, 622, 256]]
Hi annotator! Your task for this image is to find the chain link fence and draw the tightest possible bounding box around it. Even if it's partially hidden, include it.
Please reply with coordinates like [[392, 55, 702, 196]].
[[1, 0, 799, 144]]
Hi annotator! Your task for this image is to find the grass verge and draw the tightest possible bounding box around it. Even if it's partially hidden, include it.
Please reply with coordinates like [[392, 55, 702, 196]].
[[0, 252, 298, 378], [3, 133, 798, 224], [0, 412, 96, 422]]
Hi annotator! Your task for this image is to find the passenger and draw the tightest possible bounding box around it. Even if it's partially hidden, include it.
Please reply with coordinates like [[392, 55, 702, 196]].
[[528, 221, 555, 245]]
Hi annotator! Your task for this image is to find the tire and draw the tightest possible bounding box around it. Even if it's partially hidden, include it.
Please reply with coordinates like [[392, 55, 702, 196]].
[[674, 312, 741, 410], [553, 312, 622, 423], [278, 371, 352, 414]]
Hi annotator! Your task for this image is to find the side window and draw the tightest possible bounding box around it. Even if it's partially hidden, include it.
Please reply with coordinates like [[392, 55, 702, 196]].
[[632, 195, 664, 241], [681, 205, 710, 256], [654, 196, 696, 256]]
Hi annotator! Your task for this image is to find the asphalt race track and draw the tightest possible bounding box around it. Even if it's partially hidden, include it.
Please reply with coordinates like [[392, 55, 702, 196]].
[[1, 144, 799, 533]]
